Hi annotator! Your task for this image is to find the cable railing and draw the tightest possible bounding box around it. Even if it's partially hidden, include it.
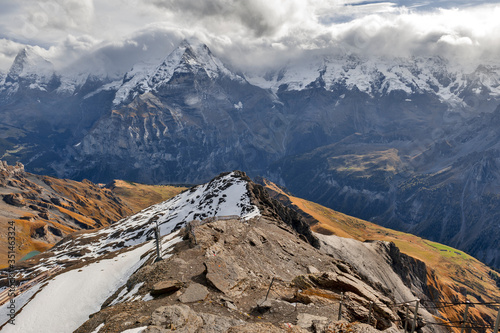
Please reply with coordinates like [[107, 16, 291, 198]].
[[260, 277, 500, 332]]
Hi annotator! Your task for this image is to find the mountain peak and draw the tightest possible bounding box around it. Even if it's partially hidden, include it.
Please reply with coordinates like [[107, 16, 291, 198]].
[[7, 46, 54, 82], [148, 39, 234, 86], [113, 39, 243, 105]]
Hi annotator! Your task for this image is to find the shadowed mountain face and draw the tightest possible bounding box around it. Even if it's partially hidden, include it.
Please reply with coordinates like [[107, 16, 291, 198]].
[[1, 40, 500, 268]]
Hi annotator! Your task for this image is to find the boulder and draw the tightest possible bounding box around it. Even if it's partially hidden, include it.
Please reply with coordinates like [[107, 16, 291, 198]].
[[150, 280, 183, 296], [296, 313, 329, 330], [198, 312, 244, 333], [179, 283, 209, 303], [204, 256, 243, 295], [148, 304, 203, 332]]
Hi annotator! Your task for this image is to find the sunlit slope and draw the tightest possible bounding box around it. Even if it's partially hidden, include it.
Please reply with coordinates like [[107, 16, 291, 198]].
[[107, 180, 188, 213], [262, 179, 500, 330]]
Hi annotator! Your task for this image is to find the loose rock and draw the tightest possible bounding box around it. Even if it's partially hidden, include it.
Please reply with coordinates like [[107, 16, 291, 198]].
[[179, 283, 209, 303], [150, 280, 183, 296]]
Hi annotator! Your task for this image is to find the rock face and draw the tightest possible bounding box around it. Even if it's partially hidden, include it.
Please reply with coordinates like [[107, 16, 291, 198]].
[[316, 234, 429, 304]]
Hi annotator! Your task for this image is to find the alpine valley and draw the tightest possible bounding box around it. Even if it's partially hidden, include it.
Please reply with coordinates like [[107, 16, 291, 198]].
[[1, 38, 500, 271]]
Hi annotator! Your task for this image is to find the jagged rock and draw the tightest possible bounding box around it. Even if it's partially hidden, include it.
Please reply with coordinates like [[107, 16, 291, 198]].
[[292, 272, 397, 330], [296, 313, 329, 329], [179, 283, 209, 303], [148, 304, 203, 332], [150, 280, 183, 296], [3, 193, 26, 206]]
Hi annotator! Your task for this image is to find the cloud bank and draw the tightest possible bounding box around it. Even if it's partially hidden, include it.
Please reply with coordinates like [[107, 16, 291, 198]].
[[0, 0, 499, 74]]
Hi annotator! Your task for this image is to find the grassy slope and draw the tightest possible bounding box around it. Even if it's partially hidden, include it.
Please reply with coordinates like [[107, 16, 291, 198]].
[[108, 180, 188, 213], [263, 180, 500, 330]]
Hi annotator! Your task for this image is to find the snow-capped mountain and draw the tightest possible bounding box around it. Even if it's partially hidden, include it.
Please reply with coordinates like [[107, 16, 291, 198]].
[[248, 54, 500, 112], [113, 39, 245, 106], [2, 39, 500, 270], [0, 47, 55, 95]]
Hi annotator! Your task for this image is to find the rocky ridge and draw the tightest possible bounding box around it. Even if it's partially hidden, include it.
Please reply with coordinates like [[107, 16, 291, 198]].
[[0, 171, 445, 333], [0, 160, 132, 267]]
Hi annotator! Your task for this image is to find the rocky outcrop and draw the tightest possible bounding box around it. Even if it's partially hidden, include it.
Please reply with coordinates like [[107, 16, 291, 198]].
[[387, 242, 429, 300], [244, 174, 319, 249], [74, 216, 437, 333]]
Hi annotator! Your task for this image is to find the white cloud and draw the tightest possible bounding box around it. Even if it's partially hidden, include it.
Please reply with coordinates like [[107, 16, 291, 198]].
[[0, 0, 500, 74], [0, 39, 25, 71]]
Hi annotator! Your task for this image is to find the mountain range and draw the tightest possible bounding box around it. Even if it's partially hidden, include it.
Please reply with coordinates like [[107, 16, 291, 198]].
[[1, 39, 500, 269]]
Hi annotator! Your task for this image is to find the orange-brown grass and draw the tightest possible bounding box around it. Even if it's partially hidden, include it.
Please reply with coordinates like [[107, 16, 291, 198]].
[[262, 179, 500, 330], [54, 206, 97, 228], [109, 180, 187, 213]]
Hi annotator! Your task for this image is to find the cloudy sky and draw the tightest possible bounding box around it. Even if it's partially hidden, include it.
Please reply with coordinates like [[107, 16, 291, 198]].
[[0, 0, 499, 74]]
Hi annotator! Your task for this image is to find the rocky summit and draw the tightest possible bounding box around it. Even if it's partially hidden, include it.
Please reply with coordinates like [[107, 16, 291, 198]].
[[2, 171, 484, 332], [1, 39, 500, 269]]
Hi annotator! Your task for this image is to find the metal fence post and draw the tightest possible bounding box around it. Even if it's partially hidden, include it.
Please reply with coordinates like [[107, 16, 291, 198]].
[[461, 301, 470, 333], [411, 299, 419, 333], [367, 301, 373, 325], [264, 277, 275, 302], [404, 303, 409, 332], [154, 220, 162, 262], [338, 292, 344, 321]]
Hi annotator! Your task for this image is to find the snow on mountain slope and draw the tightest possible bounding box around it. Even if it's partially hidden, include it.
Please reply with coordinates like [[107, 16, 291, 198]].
[[13, 171, 259, 279], [0, 47, 55, 94], [0, 172, 260, 332], [247, 54, 500, 106], [113, 39, 245, 105], [0, 235, 180, 333]]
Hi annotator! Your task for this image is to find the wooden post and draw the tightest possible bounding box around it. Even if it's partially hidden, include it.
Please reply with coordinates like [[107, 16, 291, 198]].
[[411, 299, 419, 333], [493, 305, 500, 333], [461, 302, 470, 333], [338, 292, 344, 321], [404, 303, 409, 332], [367, 301, 373, 325]]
